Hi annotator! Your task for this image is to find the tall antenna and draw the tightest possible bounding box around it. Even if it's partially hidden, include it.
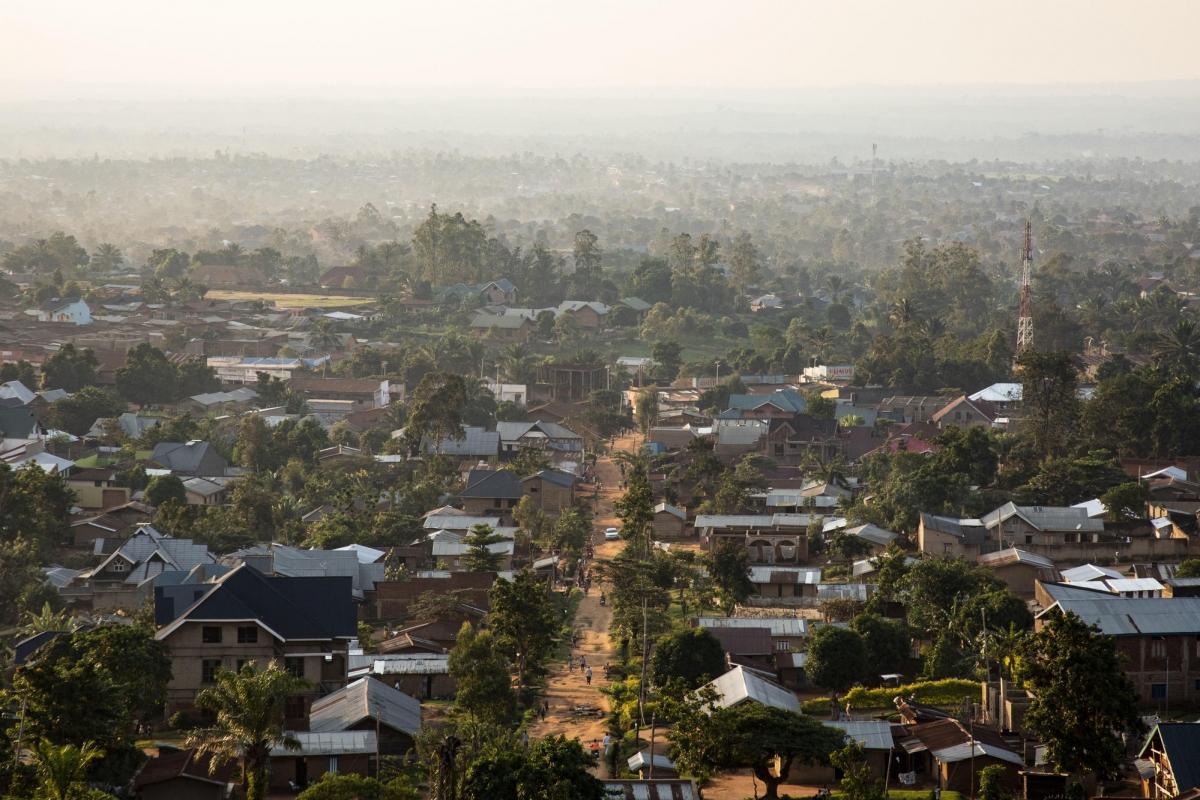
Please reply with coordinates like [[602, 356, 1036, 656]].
[[1016, 220, 1034, 354]]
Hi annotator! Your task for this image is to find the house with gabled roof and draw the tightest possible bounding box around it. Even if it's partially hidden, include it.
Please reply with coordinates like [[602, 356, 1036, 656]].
[[154, 563, 357, 722], [62, 524, 214, 610], [308, 676, 421, 755], [1139, 722, 1200, 799], [150, 440, 228, 477], [496, 419, 583, 457], [726, 389, 808, 419], [917, 513, 987, 559], [931, 394, 1000, 431], [698, 664, 800, 712], [981, 502, 1106, 553]]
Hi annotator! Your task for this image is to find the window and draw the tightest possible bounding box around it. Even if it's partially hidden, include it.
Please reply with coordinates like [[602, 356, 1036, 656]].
[[775, 640, 791, 652], [1024, 535, 1033, 545], [237, 626, 258, 644], [1152, 639, 1167, 658], [1151, 683, 1167, 700], [285, 657, 305, 679], [202, 626, 222, 643], [284, 696, 307, 719], [328, 756, 339, 775], [201, 659, 221, 684], [93, 480, 103, 487], [110, 561, 128, 573]]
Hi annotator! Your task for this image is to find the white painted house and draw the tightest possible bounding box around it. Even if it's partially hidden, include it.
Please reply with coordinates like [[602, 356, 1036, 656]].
[[36, 298, 92, 325]]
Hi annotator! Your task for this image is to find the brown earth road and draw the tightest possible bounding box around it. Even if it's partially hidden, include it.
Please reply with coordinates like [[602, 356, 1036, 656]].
[[527, 437, 633, 773]]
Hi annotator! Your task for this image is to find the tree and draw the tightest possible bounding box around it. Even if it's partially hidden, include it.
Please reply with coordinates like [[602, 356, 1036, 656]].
[[233, 415, 278, 472], [672, 702, 845, 800], [1016, 611, 1142, 779], [115, 343, 178, 406], [571, 229, 604, 297], [706, 539, 753, 614], [1099, 481, 1149, 520], [728, 231, 762, 291], [187, 663, 309, 800], [488, 571, 557, 692], [404, 372, 468, 454], [850, 613, 911, 678], [145, 474, 187, 507], [13, 625, 170, 785], [33, 740, 110, 800], [297, 774, 418, 800], [40, 344, 99, 392], [806, 625, 866, 695], [633, 387, 658, 435], [47, 387, 123, 436], [462, 524, 506, 572], [1176, 558, 1200, 579], [831, 740, 885, 800], [448, 622, 517, 725], [650, 628, 726, 690], [651, 340, 682, 381], [1017, 350, 1079, 458], [462, 735, 603, 800], [978, 764, 1012, 800]]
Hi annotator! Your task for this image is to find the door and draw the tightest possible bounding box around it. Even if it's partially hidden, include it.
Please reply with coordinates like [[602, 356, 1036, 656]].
[[295, 758, 308, 788]]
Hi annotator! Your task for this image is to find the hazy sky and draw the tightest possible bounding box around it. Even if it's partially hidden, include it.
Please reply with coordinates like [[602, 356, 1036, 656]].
[[2, 0, 1199, 95]]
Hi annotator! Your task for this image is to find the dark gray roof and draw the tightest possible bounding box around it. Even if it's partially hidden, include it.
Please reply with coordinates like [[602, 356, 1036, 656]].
[[530, 468, 574, 488], [0, 406, 39, 437], [1141, 724, 1200, 792], [426, 426, 499, 457], [154, 563, 356, 642], [149, 441, 228, 476], [1039, 584, 1200, 636], [461, 469, 522, 500], [982, 502, 1104, 533], [920, 513, 986, 543]]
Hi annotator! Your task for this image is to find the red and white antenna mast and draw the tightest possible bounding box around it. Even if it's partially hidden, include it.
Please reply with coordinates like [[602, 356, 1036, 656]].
[[1016, 220, 1034, 354]]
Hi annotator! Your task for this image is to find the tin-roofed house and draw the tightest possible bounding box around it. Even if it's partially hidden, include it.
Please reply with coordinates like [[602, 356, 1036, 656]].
[[308, 676, 421, 756], [1139, 722, 1200, 799]]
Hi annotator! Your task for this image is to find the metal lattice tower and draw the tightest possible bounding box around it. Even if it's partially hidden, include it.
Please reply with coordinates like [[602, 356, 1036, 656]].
[[1016, 220, 1034, 354]]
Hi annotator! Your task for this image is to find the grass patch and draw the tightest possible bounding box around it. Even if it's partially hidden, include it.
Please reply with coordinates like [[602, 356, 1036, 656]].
[[205, 290, 373, 308], [801, 678, 979, 714]]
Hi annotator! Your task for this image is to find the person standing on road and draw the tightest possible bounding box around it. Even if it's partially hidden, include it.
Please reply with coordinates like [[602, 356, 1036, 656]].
[[585, 666, 593, 685]]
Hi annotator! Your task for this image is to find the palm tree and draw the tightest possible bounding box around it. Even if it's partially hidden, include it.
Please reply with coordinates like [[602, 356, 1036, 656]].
[[824, 275, 846, 303], [33, 740, 105, 800], [888, 297, 916, 329], [186, 662, 308, 800], [1153, 318, 1200, 378], [20, 602, 75, 637], [218, 243, 245, 264], [89, 243, 124, 273]]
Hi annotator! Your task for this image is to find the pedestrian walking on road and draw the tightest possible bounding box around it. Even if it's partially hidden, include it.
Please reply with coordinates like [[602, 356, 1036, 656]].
[[585, 666, 593, 685]]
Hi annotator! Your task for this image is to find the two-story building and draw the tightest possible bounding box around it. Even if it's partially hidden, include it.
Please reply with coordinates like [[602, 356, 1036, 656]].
[[696, 514, 812, 564], [154, 564, 357, 724], [916, 513, 988, 559], [65, 467, 130, 510]]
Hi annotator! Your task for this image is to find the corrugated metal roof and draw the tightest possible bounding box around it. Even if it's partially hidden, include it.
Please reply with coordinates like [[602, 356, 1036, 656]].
[[702, 665, 800, 712], [309, 676, 421, 736], [696, 616, 810, 636], [372, 655, 450, 675], [749, 566, 821, 585], [1061, 564, 1123, 582], [273, 731, 377, 756], [1042, 594, 1200, 635], [978, 547, 1056, 570], [423, 515, 501, 531], [601, 780, 698, 800], [825, 720, 894, 751]]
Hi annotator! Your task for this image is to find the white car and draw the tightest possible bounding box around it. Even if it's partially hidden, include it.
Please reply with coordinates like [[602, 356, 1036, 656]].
[[604, 527, 620, 541]]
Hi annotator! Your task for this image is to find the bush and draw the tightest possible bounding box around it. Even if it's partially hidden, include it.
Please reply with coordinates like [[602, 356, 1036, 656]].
[[801, 678, 979, 714]]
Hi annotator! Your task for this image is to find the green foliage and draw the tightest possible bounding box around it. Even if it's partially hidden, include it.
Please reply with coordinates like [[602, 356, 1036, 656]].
[[706, 539, 753, 614], [463, 524, 506, 572], [40, 344, 99, 392], [801, 678, 980, 714], [404, 372, 468, 454], [1013, 452, 1129, 507], [449, 622, 517, 725], [47, 387, 124, 436], [1176, 558, 1200, 579], [115, 343, 180, 406], [850, 613, 911, 677], [649, 628, 726, 691], [32, 739, 113, 800], [187, 662, 311, 800], [672, 702, 845, 799], [1016, 611, 1143, 780], [461, 735, 603, 800], [1018, 350, 1080, 458], [806, 625, 867, 694], [488, 570, 557, 690], [1099, 481, 1149, 520], [978, 764, 1012, 800], [9, 625, 169, 785], [831, 740, 885, 800], [297, 773, 419, 800], [145, 474, 187, 507]]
